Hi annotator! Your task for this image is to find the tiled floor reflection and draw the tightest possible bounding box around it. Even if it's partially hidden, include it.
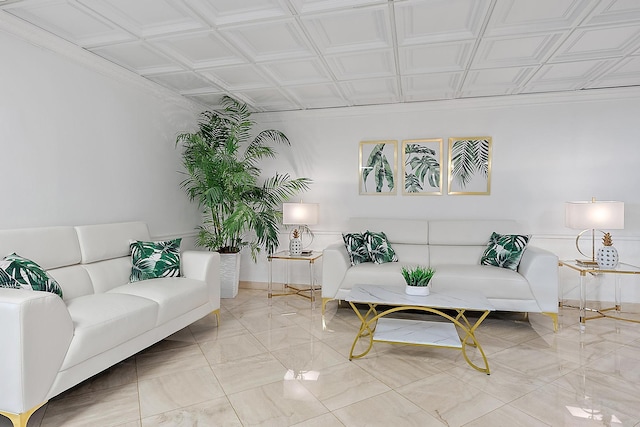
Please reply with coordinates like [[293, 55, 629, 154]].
[[5, 289, 640, 426]]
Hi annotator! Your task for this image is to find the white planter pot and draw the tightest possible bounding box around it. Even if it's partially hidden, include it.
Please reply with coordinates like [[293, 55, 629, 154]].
[[405, 284, 430, 296], [219, 252, 241, 298]]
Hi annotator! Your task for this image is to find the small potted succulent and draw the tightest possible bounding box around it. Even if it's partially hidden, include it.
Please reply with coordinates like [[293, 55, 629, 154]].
[[401, 265, 435, 296]]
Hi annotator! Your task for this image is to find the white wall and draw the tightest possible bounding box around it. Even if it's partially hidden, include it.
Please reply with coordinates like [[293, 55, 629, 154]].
[[0, 27, 201, 238], [251, 90, 640, 303]]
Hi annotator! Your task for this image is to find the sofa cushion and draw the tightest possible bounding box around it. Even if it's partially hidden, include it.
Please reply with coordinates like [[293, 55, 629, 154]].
[[0, 253, 63, 298], [61, 293, 158, 370], [480, 232, 530, 271], [108, 277, 208, 326], [130, 239, 181, 282], [341, 262, 408, 290], [342, 233, 371, 266], [430, 264, 535, 300], [364, 231, 398, 264], [75, 222, 151, 264]]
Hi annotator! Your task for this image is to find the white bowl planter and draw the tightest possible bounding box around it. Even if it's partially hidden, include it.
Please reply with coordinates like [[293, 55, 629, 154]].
[[405, 284, 430, 296]]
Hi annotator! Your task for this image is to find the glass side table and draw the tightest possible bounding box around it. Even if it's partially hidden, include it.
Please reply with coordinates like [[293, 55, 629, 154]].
[[559, 260, 640, 331], [267, 250, 322, 304]]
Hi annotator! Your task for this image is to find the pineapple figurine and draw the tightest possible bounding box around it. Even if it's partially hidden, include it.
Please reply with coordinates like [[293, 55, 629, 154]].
[[597, 232, 619, 269], [289, 228, 302, 256]]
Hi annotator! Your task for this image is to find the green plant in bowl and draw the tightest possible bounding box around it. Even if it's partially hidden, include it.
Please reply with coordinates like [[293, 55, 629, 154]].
[[401, 266, 435, 287]]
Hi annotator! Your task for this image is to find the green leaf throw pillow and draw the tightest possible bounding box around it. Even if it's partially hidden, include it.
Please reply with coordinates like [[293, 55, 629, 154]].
[[480, 232, 531, 271], [342, 233, 371, 266], [130, 238, 182, 282], [0, 253, 64, 298], [364, 231, 398, 264]]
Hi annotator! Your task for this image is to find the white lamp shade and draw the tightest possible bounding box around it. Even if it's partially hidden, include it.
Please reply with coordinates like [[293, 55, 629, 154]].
[[282, 203, 319, 225], [565, 201, 624, 230]]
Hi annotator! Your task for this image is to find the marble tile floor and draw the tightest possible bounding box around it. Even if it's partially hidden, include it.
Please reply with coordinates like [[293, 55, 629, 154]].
[[5, 289, 640, 427]]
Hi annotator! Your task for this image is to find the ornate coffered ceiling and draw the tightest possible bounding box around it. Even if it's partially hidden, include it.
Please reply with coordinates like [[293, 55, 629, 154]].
[[2, 0, 640, 112]]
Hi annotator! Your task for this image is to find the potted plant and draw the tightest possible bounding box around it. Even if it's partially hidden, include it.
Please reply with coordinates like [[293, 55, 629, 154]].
[[401, 265, 435, 296], [176, 96, 311, 297]]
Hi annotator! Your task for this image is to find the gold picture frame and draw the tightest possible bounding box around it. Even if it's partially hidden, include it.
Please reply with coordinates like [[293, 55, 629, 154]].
[[402, 138, 443, 195], [448, 136, 492, 195], [359, 140, 397, 195]]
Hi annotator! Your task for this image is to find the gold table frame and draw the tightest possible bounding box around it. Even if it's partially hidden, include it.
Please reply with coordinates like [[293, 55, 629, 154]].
[[346, 286, 494, 375], [559, 260, 640, 331]]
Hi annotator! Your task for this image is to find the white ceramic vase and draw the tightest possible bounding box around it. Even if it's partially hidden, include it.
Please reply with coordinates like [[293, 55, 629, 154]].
[[405, 284, 430, 296], [289, 236, 302, 256], [219, 252, 241, 298], [597, 246, 619, 269]]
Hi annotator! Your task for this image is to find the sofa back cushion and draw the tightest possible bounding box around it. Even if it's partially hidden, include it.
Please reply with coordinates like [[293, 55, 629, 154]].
[[82, 258, 131, 293], [0, 226, 81, 270], [428, 220, 523, 266], [348, 218, 428, 245], [75, 222, 150, 264], [48, 265, 95, 301]]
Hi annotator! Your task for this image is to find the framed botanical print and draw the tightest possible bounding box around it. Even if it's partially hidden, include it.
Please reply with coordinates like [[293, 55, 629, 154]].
[[448, 136, 492, 195], [402, 138, 443, 195], [359, 140, 397, 195]]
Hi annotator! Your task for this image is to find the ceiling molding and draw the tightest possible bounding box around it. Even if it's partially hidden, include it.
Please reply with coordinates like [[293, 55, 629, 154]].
[[253, 85, 640, 122]]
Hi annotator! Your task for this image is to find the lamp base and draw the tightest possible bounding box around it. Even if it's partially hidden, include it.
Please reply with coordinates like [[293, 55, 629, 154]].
[[576, 259, 598, 267]]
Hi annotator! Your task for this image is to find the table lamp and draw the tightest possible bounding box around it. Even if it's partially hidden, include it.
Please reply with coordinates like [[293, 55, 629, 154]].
[[565, 197, 624, 266], [282, 202, 319, 255]]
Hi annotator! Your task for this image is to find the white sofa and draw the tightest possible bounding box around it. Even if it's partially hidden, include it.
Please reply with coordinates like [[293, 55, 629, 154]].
[[322, 218, 558, 330], [0, 222, 220, 427]]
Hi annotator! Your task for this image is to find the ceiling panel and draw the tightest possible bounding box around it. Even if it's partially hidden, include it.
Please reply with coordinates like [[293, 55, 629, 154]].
[[219, 19, 315, 62], [471, 33, 563, 69], [90, 41, 184, 75], [400, 41, 474, 74], [259, 58, 331, 85], [149, 31, 245, 69], [301, 5, 392, 54], [201, 64, 273, 91], [2, 0, 640, 111], [485, 0, 596, 37], [4, 1, 133, 46], [395, 0, 492, 45], [79, 0, 206, 38], [187, 0, 291, 26], [325, 50, 396, 80]]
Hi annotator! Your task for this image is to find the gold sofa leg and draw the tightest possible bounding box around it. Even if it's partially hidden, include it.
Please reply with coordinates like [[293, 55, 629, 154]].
[[542, 312, 558, 332], [321, 298, 332, 315], [0, 402, 46, 427], [212, 309, 221, 325]]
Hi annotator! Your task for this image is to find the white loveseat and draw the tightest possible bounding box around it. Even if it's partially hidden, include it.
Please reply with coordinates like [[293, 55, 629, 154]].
[[322, 218, 558, 329], [0, 222, 220, 427]]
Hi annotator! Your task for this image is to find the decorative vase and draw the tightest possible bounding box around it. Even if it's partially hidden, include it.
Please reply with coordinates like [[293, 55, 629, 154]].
[[219, 252, 241, 298], [405, 284, 430, 296], [289, 228, 302, 255], [597, 246, 619, 269], [597, 232, 619, 269]]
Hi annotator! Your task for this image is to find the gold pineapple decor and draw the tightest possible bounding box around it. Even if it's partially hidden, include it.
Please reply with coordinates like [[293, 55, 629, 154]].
[[597, 232, 619, 269]]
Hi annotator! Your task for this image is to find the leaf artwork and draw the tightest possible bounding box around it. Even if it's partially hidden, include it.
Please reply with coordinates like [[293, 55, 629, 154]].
[[362, 143, 395, 193], [404, 143, 440, 193], [450, 139, 490, 189]]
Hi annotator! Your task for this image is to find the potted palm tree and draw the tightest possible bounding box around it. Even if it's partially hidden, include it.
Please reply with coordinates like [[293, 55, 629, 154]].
[[176, 96, 311, 297]]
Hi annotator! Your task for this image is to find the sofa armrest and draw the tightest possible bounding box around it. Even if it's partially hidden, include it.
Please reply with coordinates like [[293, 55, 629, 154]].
[[182, 250, 220, 311], [0, 289, 73, 414], [518, 246, 559, 313], [322, 241, 350, 299]]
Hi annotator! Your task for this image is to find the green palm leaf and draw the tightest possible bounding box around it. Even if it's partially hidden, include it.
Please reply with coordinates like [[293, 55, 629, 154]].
[[450, 139, 489, 188]]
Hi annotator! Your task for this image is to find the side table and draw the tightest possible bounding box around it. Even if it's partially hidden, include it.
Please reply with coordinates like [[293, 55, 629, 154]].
[[559, 260, 640, 331], [267, 251, 322, 303]]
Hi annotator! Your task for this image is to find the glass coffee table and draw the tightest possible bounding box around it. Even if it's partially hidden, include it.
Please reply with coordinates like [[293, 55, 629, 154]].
[[345, 285, 495, 374]]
